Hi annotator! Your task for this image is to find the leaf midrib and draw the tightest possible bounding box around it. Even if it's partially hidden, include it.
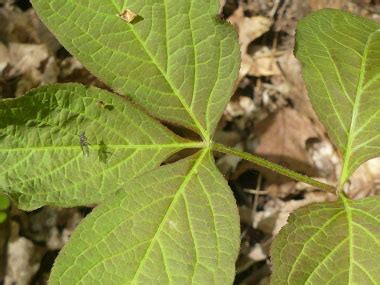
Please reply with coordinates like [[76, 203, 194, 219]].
[[342, 197, 354, 284], [339, 30, 374, 187], [0, 142, 204, 152], [129, 149, 209, 284], [37, 0, 209, 140], [102, 1, 209, 140]]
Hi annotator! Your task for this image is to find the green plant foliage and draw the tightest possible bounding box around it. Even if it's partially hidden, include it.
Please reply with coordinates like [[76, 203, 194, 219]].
[[1, 1, 243, 282], [270, 9, 380, 284], [1, 1, 380, 284], [0, 193, 10, 223], [295, 9, 380, 187], [0, 84, 197, 210], [31, 0, 240, 139], [49, 150, 239, 284], [271, 196, 380, 285]]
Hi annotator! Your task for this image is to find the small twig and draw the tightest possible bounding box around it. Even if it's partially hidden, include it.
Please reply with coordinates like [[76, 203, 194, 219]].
[[252, 50, 287, 60], [269, 0, 281, 18], [243, 188, 269, 195], [251, 174, 262, 228]]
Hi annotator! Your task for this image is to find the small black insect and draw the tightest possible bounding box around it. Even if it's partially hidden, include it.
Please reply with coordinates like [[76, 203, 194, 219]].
[[79, 132, 90, 157]]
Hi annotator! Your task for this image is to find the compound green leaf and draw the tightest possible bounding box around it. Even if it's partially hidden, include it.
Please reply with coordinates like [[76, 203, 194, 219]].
[[31, 0, 240, 139], [49, 150, 240, 285], [0, 83, 197, 210], [271, 196, 380, 285], [295, 9, 380, 186]]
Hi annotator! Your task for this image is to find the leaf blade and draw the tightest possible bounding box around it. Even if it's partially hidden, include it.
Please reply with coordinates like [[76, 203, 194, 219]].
[[31, 0, 240, 138], [295, 9, 380, 185], [0, 83, 194, 210], [49, 150, 240, 284], [271, 196, 380, 285]]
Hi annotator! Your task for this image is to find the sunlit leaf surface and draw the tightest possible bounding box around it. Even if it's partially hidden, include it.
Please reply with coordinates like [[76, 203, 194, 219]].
[[271, 196, 380, 285], [31, 0, 240, 139], [49, 150, 240, 284], [295, 9, 380, 186], [0, 84, 193, 210]]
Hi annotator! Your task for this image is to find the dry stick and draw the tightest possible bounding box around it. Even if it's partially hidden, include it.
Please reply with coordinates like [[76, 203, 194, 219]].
[[211, 142, 337, 194]]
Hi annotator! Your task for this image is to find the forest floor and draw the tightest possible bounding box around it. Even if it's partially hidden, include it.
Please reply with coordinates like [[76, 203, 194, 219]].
[[1, 0, 380, 284]]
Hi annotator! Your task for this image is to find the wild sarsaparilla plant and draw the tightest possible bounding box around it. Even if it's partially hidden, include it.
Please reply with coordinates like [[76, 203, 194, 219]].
[[1, 1, 379, 283]]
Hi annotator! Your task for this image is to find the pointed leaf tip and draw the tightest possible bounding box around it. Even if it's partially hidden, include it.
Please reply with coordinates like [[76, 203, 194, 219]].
[[31, 0, 240, 138]]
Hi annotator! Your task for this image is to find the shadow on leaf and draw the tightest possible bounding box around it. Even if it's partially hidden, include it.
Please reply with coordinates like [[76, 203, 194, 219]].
[[98, 140, 112, 163]]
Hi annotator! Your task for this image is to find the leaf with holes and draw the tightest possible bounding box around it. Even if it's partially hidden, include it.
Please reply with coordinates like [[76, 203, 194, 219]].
[[0, 84, 196, 210], [295, 9, 380, 187], [271, 196, 380, 285], [31, 0, 240, 139], [48, 150, 240, 284]]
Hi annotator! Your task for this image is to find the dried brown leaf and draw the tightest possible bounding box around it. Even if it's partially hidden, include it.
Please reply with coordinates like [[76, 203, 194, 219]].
[[248, 46, 281, 77], [308, 0, 348, 10], [228, 6, 272, 79], [254, 108, 321, 193], [117, 9, 137, 23]]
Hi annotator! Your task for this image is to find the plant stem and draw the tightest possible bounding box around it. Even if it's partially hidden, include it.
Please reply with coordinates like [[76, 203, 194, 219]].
[[211, 142, 336, 194]]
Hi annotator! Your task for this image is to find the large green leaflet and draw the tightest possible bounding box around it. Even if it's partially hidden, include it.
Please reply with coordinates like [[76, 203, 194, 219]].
[[31, 0, 240, 139], [295, 9, 380, 186], [270, 9, 380, 284], [49, 150, 240, 284], [0, 84, 194, 210], [271, 196, 380, 285]]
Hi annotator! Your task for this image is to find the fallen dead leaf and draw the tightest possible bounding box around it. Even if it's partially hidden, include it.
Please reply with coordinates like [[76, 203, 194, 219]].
[[248, 46, 281, 77], [5, 222, 44, 285], [14, 69, 41, 97], [0, 42, 9, 73], [276, 51, 322, 122], [253, 108, 323, 195], [256, 191, 335, 237], [228, 6, 272, 80], [306, 138, 340, 181], [42, 56, 59, 85], [8, 43, 48, 76], [248, 243, 267, 262], [349, 158, 380, 199], [118, 9, 138, 23], [308, 0, 348, 10], [224, 95, 257, 127], [228, 6, 272, 51]]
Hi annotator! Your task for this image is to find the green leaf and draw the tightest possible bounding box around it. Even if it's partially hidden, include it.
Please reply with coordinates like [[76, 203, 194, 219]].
[[0, 193, 10, 210], [49, 150, 240, 284], [0, 83, 198, 210], [271, 196, 380, 285], [295, 9, 380, 186], [0, 193, 10, 224], [30, 0, 240, 139], [0, 212, 6, 223]]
